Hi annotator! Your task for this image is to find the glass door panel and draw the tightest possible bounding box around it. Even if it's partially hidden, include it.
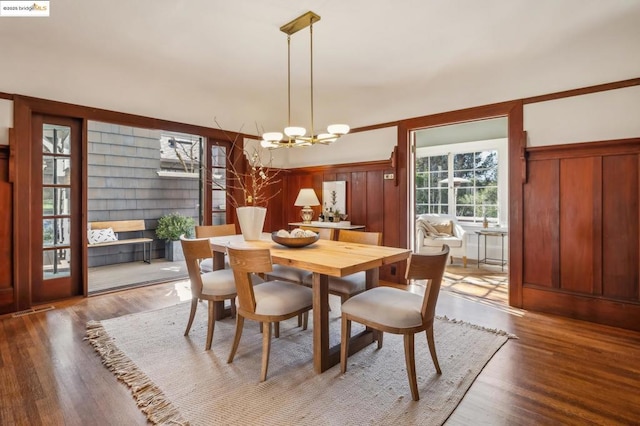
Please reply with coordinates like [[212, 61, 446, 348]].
[[32, 115, 82, 303], [42, 124, 73, 279], [210, 144, 228, 225]]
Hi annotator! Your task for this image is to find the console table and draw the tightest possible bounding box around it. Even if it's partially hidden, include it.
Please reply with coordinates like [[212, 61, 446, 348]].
[[476, 229, 508, 271], [289, 221, 365, 230], [288, 221, 365, 240]]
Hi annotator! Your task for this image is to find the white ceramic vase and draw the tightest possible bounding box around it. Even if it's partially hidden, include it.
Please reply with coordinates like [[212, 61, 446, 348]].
[[236, 206, 267, 241]]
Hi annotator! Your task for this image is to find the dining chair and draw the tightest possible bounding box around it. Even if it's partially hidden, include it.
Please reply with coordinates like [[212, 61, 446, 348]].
[[227, 246, 313, 382], [195, 224, 237, 272], [302, 229, 382, 304], [339, 245, 449, 401], [267, 227, 334, 284], [181, 235, 258, 350]]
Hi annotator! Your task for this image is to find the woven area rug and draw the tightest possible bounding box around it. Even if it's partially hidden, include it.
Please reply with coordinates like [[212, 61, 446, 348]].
[[86, 301, 515, 426]]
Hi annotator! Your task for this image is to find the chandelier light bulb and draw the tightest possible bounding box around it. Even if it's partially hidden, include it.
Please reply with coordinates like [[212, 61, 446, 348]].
[[284, 126, 306, 138], [327, 124, 350, 136], [262, 132, 283, 143], [260, 139, 280, 149]]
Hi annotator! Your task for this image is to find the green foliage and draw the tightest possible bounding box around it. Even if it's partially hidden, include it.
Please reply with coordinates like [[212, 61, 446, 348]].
[[155, 212, 195, 241]]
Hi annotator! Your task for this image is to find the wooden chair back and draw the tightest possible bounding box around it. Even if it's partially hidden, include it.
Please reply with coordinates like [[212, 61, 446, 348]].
[[195, 224, 236, 238], [180, 236, 213, 297], [300, 226, 334, 240], [405, 245, 450, 325], [338, 229, 382, 246], [227, 247, 273, 314]]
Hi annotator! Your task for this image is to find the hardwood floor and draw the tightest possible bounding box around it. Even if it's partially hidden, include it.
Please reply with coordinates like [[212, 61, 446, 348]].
[[1, 281, 639, 425]]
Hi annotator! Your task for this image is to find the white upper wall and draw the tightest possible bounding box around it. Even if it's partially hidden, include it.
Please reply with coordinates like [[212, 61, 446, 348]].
[[524, 85, 640, 147], [0, 99, 12, 145], [0, 1, 638, 138]]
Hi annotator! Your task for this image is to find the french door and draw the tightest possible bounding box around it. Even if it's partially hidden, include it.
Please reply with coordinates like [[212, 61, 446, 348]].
[[31, 115, 83, 303]]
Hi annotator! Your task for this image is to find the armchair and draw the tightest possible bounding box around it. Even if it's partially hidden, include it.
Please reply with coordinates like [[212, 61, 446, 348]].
[[415, 214, 467, 267]]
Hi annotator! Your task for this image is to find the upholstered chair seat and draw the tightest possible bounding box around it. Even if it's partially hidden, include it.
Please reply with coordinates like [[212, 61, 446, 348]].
[[251, 280, 313, 316], [301, 271, 366, 297], [268, 264, 308, 283], [340, 286, 423, 329], [200, 269, 236, 296]]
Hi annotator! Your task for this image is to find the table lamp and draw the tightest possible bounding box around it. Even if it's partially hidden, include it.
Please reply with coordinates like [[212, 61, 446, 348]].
[[294, 188, 320, 224]]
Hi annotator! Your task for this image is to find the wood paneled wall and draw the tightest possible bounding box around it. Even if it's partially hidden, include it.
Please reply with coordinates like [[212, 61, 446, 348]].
[[264, 158, 407, 283], [522, 138, 640, 330], [0, 145, 13, 314]]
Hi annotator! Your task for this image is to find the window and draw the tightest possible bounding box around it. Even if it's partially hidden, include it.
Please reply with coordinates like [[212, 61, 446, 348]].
[[415, 138, 507, 226]]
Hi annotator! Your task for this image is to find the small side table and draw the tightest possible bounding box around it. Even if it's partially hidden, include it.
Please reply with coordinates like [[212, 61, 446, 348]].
[[476, 229, 508, 271]]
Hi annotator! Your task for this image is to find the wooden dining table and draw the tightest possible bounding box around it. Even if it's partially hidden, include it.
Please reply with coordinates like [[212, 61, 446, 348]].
[[208, 233, 411, 373]]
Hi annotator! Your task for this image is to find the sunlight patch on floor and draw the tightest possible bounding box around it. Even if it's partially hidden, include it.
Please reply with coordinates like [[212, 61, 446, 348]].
[[167, 280, 192, 302]]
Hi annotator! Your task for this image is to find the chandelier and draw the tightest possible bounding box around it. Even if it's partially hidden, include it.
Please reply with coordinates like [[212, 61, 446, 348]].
[[261, 11, 349, 149]]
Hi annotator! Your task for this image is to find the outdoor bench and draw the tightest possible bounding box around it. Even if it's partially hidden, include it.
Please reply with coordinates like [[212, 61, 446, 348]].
[[88, 220, 153, 264]]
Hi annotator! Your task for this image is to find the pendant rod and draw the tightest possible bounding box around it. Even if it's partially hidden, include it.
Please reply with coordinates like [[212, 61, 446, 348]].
[[310, 21, 315, 140], [287, 35, 292, 136]]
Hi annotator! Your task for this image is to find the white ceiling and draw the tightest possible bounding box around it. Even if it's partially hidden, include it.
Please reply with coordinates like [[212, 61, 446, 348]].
[[1, 0, 639, 136]]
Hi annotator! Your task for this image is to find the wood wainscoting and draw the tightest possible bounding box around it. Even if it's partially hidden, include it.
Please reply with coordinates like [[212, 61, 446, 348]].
[[0, 145, 13, 314], [521, 138, 640, 331]]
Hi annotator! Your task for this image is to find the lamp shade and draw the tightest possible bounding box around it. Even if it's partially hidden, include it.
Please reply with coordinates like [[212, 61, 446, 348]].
[[294, 188, 320, 207]]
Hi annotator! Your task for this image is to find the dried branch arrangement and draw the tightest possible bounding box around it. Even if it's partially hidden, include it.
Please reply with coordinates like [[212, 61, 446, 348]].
[[211, 119, 283, 208]]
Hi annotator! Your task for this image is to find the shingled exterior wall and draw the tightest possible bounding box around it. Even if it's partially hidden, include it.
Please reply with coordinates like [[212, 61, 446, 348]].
[[87, 121, 199, 266]]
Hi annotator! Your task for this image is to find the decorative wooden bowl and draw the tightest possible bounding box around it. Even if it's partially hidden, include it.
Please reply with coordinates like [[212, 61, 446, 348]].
[[271, 231, 319, 248]]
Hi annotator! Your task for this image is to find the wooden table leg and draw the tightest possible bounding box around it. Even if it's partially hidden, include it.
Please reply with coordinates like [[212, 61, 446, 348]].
[[313, 269, 378, 373], [366, 267, 379, 289], [312, 272, 330, 373]]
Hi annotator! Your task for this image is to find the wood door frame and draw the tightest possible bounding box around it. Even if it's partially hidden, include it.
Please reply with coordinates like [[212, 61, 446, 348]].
[[398, 100, 525, 307]]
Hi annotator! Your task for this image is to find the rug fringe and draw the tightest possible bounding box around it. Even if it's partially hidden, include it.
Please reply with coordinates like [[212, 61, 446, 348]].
[[436, 315, 519, 339], [85, 320, 189, 425]]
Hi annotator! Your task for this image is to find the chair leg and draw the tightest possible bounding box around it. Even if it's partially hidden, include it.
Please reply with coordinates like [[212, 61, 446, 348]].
[[426, 325, 442, 374], [340, 316, 351, 374], [205, 300, 216, 350], [462, 256, 467, 268], [404, 333, 419, 401], [230, 297, 237, 318], [298, 314, 302, 327], [274, 322, 280, 338], [302, 311, 309, 330], [184, 298, 198, 336], [260, 322, 272, 382], [227, 314, 244, 363]]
